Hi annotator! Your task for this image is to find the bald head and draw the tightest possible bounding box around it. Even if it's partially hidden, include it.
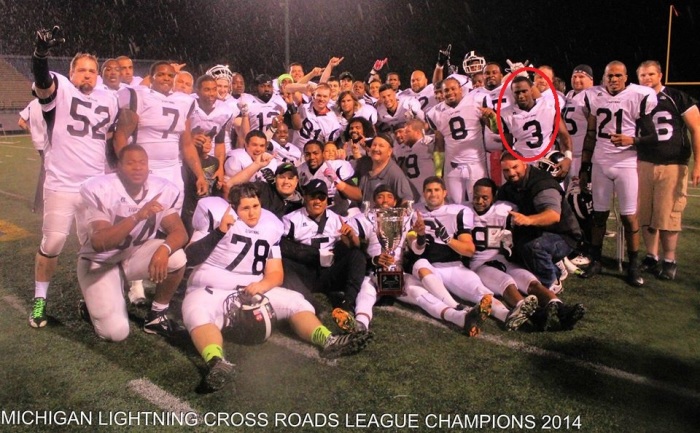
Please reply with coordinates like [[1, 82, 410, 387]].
[[410, 70, 428, 93]]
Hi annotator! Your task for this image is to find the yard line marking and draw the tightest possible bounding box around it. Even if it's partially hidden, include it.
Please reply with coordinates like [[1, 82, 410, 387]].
[[268, 334, 338, 366], [381, 305, 700, 401], [1, 291, 204, 419], [0, 143, 27, 149], [128, 379, 200, 417], [0, 188, 31, 203]]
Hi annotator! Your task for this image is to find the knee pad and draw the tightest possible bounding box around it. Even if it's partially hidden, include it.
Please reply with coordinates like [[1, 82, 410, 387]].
[[412, 259, 435, 279], [39, 232, 68, 257], [592, 211, 610, 228], [167, 249, 187, 272], [95, 318, 130, 342]]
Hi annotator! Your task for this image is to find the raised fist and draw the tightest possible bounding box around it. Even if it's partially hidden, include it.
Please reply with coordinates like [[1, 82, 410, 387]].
[[35, 26, 65, 57], [437, 44, 452, 67], [237, 100, 249, 116]]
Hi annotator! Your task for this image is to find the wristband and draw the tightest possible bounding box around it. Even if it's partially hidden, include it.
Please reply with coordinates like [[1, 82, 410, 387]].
[[371, 256, 380, 267], [160, 243, 172, 256], [564, 150, 572, 160], [286, 104, 298, 115]]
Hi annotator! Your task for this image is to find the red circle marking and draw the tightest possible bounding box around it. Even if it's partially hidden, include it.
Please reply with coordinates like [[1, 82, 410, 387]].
[[496, 66, 561, 163]]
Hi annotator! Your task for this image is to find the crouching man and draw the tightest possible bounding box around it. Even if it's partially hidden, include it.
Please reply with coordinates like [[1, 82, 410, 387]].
[[78, 144, 187, 341]]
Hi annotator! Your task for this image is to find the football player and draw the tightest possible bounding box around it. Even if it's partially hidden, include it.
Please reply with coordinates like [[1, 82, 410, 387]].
[[468, 178, 585, 331], [341, 185, 492, 337], [174, 71, 194, 95], [281, 179, 367, 316], [394, 118, 438, 197], [183, 183, 371, 391], [635, 60, 700, 280], [334, 90, 378, 130], [427, 77, 488, 203], [289, 83, 342, 151], [78, 145, 187, 340], [400, 70, 437, 112], [375, 84, 425, 136], [224, 130, 278, 195], [296, 140, 355, 216], [483, 76, 573, 178], [404, 177, 520, 330], [116, 55, 142, 87], [28, 27, 119, 328], [564, 65, 594, 186], [579, 61, 658, 286], [99, 58, 123, 92], [240, 74, 286, 133]]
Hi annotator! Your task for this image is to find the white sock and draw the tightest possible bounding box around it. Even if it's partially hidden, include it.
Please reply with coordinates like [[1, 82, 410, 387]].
[[421, 274, 459, 308], [443, 308, 467, 328], [356, 314, 371, 330], [354, 281, 377, 323], [490, 298, 509, 322], [34, 281, 49, 299], [151, 301, 169, 312]]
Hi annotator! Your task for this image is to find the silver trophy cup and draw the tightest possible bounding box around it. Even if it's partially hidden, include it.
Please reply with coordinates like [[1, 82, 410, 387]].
[[366, 201, 413, 296]]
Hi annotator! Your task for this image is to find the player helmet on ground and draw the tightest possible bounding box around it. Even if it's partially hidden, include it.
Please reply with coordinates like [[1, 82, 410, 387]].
[[463, 51, 486, 75], [538, 150, 566, 177], [566, 181, 593, 222], [223, 291, 276, 344], [206, 64, 233, 85]]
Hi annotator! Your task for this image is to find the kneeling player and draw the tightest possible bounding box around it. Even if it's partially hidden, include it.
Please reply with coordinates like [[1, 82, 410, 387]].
[[78, 145, 188, 341], [469, 178, 585, 331], [183, 184, 371, 392]]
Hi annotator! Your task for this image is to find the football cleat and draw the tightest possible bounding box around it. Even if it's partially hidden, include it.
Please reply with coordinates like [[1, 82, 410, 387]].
[[144, 308, 182, 336], [78, 299, 91, 324], [639, 255, 659, 275], [504, 295, 538, 331], [128, 280, 147, 306], [320, 331, 373, 359], [463, 294, 492, 337], [555, 260, 568, 281], [205, 357, 236, 392], [543, 302, 562, 332], [558, 303, 586, 330], [626, 265, 644, 287], [658, 261, 677, 280], [569, 252, 591, 267], [549, 278, 564, 295], [332, 307, 358, 333], [28, 297, 47, 328], [579, 260, 602, 279]]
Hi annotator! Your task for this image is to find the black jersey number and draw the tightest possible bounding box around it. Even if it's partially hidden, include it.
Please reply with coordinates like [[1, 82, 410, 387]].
[[256, 111, 278, 131], [562, 106, 577, 135], [67, 98, 111, 139], [299, 118, 321, 140], [398, 154, 419, 179], [522, 120, 543, 148], [449, 117, 468, 140], [471, 226, 488, 251], [596, 108, 623, 139], [161, 107, 180, 139], [114, 215, 157, 250], [226, 234, 270, 275]]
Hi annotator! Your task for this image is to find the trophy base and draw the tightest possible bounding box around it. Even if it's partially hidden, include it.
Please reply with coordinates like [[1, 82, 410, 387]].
[[376, 270, 405, 297]]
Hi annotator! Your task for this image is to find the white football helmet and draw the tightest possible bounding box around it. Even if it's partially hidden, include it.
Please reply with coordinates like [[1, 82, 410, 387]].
[[463, 51, 486, 75], [223, 291, 276, 345], [206, 64, 233, 85], [538, 150, 566, 177]]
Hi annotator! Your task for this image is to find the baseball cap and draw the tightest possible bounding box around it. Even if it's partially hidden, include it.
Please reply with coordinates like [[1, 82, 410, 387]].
[[339, 71, 354, 81], [374, 132, 394, 147], [254, 74, 273, 85], [275, 162, 298, 177], [278, 73, 293, 84], [303, 179, 328, 197], [572, 64, 593, 80], [372, 184, 397, 200]]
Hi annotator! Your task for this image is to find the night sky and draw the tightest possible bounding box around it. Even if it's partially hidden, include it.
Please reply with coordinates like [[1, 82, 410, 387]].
[[1, 0, 698, 99]]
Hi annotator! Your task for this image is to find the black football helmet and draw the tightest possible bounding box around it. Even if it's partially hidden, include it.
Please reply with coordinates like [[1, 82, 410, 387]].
[[538, 150, 566, 177], [566, 181, 593, 222], [223, 291, 276, 345]]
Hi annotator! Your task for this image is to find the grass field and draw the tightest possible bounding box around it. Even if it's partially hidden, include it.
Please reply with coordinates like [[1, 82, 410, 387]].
[[0, 135, 699, 433]]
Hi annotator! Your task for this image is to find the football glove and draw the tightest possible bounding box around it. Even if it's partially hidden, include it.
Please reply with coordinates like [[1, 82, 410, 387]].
[[260, 168, 275, 185], [323, 165, 339, 183], [35, 26, 65, 57], [506, 59, 529, 78], [372, 58, 388, 72], [437, 44, 452, 67], [434, 220, 451, 244], [237, 100, 249, 116]]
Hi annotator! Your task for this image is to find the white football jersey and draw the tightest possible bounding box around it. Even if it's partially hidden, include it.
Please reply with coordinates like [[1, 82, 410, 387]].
[[297, 159, 354, 200], [393, 135, 436, 196], [79, 173, 180, 263], [220, 93, 245, 149], [337, 104, 378, 131], [294, 103, 342, 150], [474, 84, 514, 152], [189, 197, 283, 286], [401, 84, 437, 113], [500, 97, 558, 159], [411, 202, 474, 264], [19, 99, 48, 151], [269, 139, 302, 165], [242, 93, 286, 131], [584, 83, 657, 168], [564, 90, 590, 157], [349, 212, 381, 257], [283, 207, 344, 250], [466, 201, 515, 267], [189, 99, 233, 157], [376, 97, 425, 134], [118, 86, 195, 169], [40, 73, 119, 192], [224, 148, 279, 182], [428, 92, 487, 164]]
